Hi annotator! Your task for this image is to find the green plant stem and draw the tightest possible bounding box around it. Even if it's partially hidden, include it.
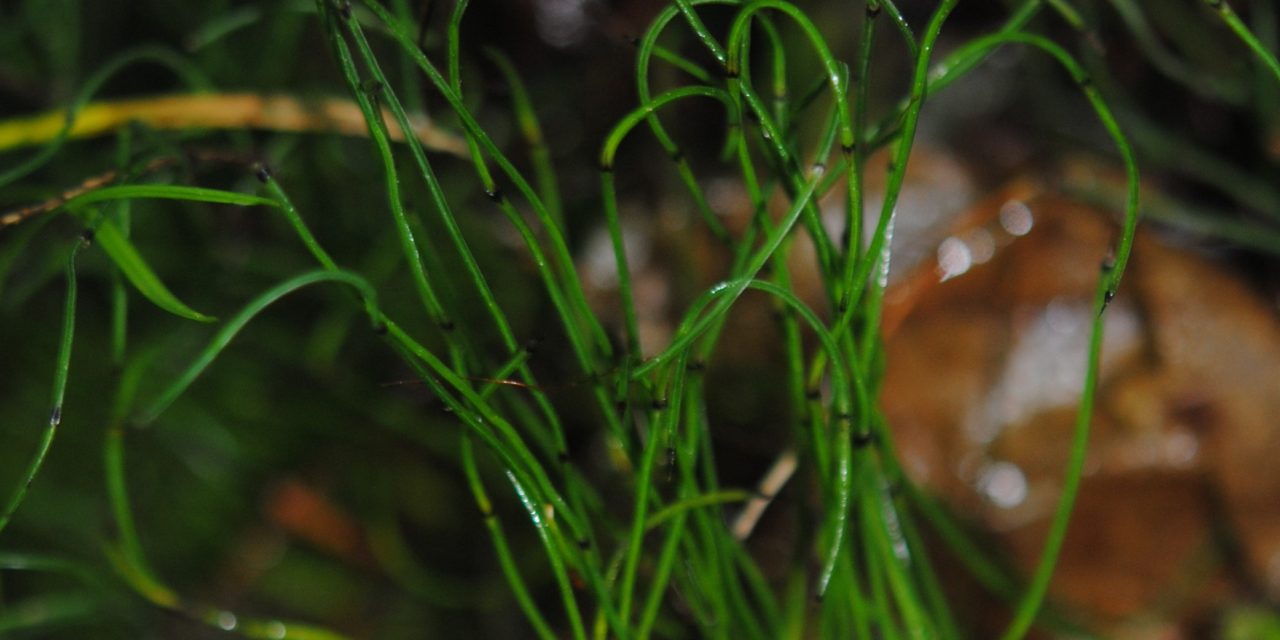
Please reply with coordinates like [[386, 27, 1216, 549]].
[[833, 0, 960, 341], [460, 436, 559, 640], [0, 238, 85, 534], [601, 85, 739, 361], [349, 0, 572, 459], [1204, 0, 1280, 86], [999, 274, 1110, 640], [482, 48, 565, 230], [313, 6, 457, 349], [507, 470, 589, 640], [133, 269, 378, 426], [357, 0, 612, 362]]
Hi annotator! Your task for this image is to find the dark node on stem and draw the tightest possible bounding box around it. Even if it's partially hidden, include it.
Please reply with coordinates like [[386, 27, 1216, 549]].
[[577, 538, 591, 550], [49, 406, 62, 427], [480, 506, 494, 519], [439, 319, 456, 332], [558, 449, 570, 463], [484, 187, 505, 203], [1104, 289, 1116, 306], [724, 65, 740, 79], [841, 142, 855, 156], [815, 592, 825, 604], [806, 387, 822, 400], [745, 109, 760, 123], [651, 398, 669, 411], [854, 431, 875, 448], [80, 229, 95, 245], [669, 148, 685, 163], [336, 0, 353, 20], [834, 411, 854, 422], [835, 297, 850, 314], [253, 162, 273, 183], [599, 160, 614, 173], [373, 323, 388, 336], [362, 79, 384, 97], [615, 400, 628, 414], [686, 359, 706, 372], [1076, 73, 1094, 88], [866, 3, 882, 18]]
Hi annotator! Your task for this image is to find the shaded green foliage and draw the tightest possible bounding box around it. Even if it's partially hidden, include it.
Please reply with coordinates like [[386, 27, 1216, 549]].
[[0, 0, 1276, 638]]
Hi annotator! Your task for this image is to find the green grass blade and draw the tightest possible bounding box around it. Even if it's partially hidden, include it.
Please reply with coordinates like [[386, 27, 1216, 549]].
[[63, 184, 279, 210], [87, 218, 216, 323], [133, 269, 377, 426], [0, 238, 86, 534], [61, 184, 286, 324], [460, 436, 559, 640]]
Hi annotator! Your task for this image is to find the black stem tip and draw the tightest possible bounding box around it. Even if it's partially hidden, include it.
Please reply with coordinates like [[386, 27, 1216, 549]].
[[253, 162, 273, 183]]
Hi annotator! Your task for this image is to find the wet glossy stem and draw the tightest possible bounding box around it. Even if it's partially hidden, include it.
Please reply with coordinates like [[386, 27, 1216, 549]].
[[507, 470, 589, 640], [460, 436, 558, 640], [671, 0, 729, 65], [0, 239, 84, 534], [725, 0, 853, 150], [315, 6, 454, 348], [878, 0, 918, 57], [352, 2, 571, 456], [358, 0, 612, 363], [632, 168, 823, 378], [600, 85, 737, 363], [834, 0, 960, 340]]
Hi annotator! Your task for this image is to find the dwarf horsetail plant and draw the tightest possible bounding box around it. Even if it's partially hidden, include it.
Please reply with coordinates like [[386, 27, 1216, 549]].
[[1, 0, 1278, 637]]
